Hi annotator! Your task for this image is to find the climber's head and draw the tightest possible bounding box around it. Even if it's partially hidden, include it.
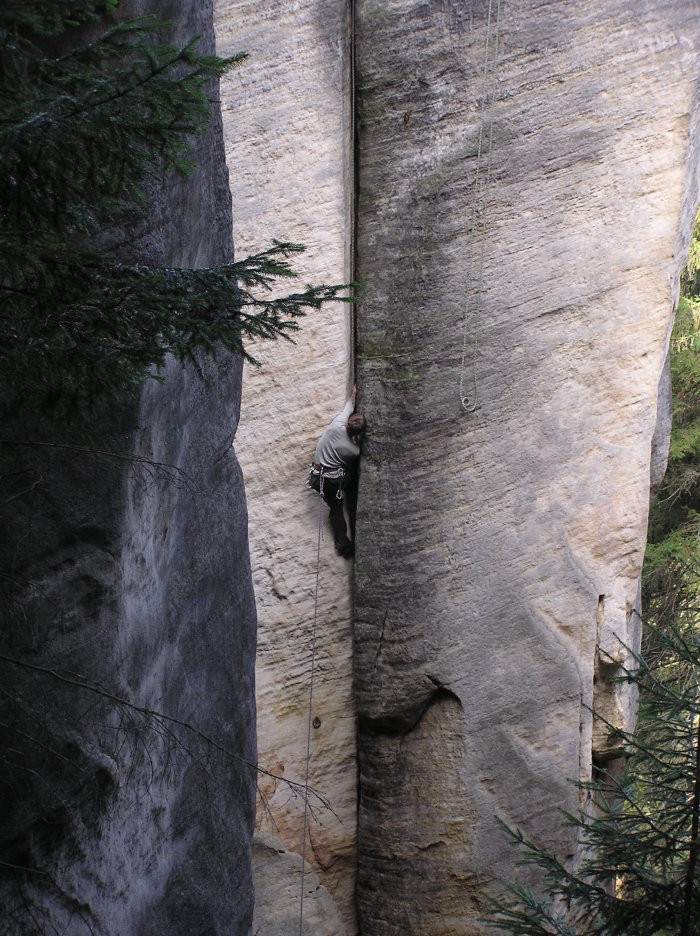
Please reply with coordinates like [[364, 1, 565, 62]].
[[347, 412, 366, 443]]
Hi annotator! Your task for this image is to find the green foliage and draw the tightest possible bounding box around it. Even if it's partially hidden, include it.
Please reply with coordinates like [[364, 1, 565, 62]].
[[0, 1, 120, 37], [681, 215, 700, 300], [3, 239, 344, 411], [646, 215, 700, 587], [0, 1, 347, 415], [646, 296, 700, 558], [485, 617, 700, 935]]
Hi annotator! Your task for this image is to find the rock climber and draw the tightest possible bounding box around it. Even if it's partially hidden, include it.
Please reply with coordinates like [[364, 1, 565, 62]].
[[307, 393, 365, 559]]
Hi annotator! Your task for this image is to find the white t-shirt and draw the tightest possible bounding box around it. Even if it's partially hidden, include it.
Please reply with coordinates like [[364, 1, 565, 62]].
[[314, 398, 360, 470]]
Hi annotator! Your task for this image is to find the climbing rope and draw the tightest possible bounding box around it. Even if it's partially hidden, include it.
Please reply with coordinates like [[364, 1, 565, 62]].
[[460, 0, 503, 413], [350, 0, 358, 390], [298, 469, 324, 935], [298, 6, 358, 925]]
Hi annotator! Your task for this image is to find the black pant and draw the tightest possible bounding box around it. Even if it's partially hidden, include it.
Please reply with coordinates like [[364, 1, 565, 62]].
[[321, 477, 353, 556], [310, 471, 357, 556]]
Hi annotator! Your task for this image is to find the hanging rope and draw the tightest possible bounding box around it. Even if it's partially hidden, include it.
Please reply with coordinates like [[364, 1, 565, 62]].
[[298, 8, 358, 927], [298, 469, 324, 935], [350, 0, 359, 391], [460, 0, 503, 413]]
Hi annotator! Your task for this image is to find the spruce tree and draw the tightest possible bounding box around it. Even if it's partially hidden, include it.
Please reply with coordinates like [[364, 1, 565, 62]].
[[484, 617, 700, 935], [0, 1, 347, 416]]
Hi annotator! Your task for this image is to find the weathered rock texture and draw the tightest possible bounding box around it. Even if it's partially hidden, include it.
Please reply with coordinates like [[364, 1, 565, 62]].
[[215, 1, 357, 931], [353, 1, 700, 933], [0, 3, 256, 934], [251, 830, 345, 935]]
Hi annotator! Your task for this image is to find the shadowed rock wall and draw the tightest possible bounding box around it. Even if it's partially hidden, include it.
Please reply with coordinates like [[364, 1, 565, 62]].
[[354, 0, 700, 932], [0, 3, 257, 934]]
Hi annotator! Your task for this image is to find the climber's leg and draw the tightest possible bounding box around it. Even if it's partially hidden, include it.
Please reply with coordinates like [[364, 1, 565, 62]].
[[345, 473, 358, 543], [322, 480, 353, 557]]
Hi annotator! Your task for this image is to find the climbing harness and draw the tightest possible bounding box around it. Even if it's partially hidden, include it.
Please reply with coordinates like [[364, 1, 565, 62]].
[[298, 468, 324, 935], [307, 463, 347, 510], [460, 0, 503, 413], [307, 463, 347, 487]]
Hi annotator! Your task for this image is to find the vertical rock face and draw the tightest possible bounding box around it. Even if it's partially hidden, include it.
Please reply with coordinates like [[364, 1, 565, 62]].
[[0, 3, 257, 934], [16, 1, 691, 933], [215, 1, 356, 931], [354, 1, 700, 932]]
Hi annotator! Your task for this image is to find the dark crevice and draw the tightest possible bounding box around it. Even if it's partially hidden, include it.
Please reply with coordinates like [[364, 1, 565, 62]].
[[359, 684, 462, 738]]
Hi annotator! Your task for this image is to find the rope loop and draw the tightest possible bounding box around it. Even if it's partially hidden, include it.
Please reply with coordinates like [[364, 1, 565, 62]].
[[459, 0, 503, 414]]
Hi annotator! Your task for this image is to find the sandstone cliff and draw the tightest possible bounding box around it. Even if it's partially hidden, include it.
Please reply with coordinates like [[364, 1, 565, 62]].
[[354, 1, 700, 932], [0, 3, 257, 933], [216, 0, 700, 933], [216, 1, 358, 930], [3, 1, 699, 933]]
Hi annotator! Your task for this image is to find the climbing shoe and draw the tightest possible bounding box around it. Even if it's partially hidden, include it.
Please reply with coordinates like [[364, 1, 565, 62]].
[[337, 542, 355, 560]]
